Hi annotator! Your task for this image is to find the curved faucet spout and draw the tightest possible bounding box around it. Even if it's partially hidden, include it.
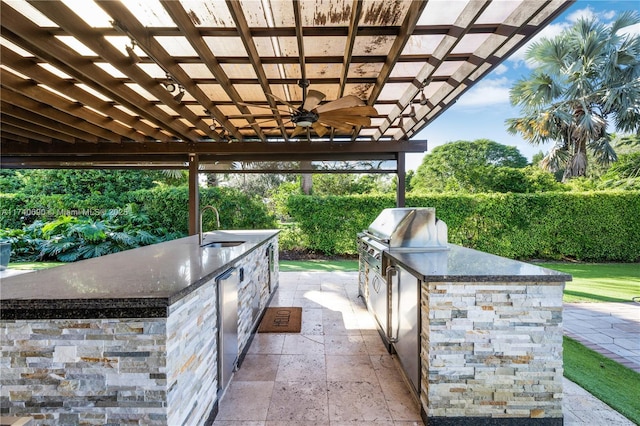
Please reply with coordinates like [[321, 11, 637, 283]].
[[199, 205, 220, 245]]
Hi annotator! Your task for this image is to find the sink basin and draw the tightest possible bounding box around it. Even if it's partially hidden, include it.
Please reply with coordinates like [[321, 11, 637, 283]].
[[201, 241, 245, 248]]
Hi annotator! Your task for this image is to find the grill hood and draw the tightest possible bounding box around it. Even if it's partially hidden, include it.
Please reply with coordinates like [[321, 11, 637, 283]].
[[366, 208, 447, 250]]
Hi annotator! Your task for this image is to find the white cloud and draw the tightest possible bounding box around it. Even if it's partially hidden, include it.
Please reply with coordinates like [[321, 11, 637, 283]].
[[493, 64, 509, 76], [566, 7, 597, 23], [457, 77, 511, 107]]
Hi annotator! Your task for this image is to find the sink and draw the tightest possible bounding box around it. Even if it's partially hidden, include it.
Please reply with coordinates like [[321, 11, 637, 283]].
[[201, 241, 245, 248]]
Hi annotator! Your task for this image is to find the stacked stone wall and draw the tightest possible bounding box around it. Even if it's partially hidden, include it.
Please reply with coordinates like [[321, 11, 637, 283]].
[[420, 281, 564, 421]]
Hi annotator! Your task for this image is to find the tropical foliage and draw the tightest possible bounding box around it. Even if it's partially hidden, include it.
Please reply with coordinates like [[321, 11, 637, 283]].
[[506, 11, 640, 181], [0, 205, 181, 262]]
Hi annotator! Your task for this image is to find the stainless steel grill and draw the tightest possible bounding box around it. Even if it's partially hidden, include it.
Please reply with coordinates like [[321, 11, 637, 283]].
[[358, 208, 447, 269], [358, 208, 448, 352]]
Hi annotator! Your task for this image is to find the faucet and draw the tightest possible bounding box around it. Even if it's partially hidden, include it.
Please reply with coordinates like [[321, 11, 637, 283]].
[[199, 205, 220, 245]]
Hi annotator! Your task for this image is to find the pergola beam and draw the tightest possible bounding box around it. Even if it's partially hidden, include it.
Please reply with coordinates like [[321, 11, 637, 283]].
[[1, 139, 426, 156]]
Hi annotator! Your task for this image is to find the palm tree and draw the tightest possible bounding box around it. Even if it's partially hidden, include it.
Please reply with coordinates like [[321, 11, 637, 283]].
[[506, 11, 640, 181]]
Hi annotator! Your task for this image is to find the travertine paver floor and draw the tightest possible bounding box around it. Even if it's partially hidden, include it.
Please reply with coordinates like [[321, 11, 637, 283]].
[[564, 302, 640, 373], [213, 271, 635, 426], [213, 271, 422, 425], [2, 267, 636, 425]]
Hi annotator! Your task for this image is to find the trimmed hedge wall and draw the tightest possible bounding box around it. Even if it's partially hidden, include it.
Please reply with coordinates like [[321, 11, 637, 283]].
[[286, 191, 640, 262], [0, 187, 277, 234], [126, 186, 277, 234]]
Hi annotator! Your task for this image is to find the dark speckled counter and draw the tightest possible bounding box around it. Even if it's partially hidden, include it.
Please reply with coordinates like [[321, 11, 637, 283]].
[[0, 230, 279, 319], [386, 244, 571, 283]]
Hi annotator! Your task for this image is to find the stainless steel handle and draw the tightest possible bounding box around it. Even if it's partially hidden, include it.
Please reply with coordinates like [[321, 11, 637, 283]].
[[386, 265, 398, 343], [372, 274, 382, 293]]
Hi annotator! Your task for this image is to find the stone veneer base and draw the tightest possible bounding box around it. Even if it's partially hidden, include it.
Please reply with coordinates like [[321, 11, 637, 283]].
[[0, 236, 279, 425]]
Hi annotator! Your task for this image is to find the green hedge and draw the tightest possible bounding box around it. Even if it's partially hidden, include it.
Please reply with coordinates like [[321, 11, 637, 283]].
[[1, 187, 277, 235], [286, 191, 640, 261], [126, 186, 277, 234]]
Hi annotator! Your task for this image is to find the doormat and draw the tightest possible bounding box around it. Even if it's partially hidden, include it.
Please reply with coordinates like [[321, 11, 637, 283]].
[[258, 307, 302, 333]]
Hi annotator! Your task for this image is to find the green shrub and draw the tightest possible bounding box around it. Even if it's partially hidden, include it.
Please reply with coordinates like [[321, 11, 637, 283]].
[[286, 191, 640, 261], [126, 186, 277, 234]]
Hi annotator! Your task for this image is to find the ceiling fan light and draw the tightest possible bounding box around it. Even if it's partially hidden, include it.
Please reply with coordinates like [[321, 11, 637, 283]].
[[297, 120, 313, 127]]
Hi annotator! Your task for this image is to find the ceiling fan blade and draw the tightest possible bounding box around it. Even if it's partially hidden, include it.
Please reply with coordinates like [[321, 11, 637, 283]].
[[234, 117, 281, 129], [315, 95, 364, 113], [332, 115, 372, 126], [318, 105, 378, 117], [311, 121, 329, 137], [236, 101, 289, 114], [317, 118, 353, 132], [266, 93, 300, 112], [291, 125, 306, 138], [303, 89, 326, 111]]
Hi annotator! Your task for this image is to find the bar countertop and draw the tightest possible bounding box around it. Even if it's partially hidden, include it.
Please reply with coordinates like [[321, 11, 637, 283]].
[[0, 230, 279, 319], [386, 244, 571, 283]]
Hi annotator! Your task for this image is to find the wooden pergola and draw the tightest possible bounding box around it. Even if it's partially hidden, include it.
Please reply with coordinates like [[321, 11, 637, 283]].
[[0, 0, 574, 233]]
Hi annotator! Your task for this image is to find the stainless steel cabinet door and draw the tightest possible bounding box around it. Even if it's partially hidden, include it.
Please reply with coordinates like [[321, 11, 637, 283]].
[[391, 264, 420, 396], [217, 267, 239, 396]]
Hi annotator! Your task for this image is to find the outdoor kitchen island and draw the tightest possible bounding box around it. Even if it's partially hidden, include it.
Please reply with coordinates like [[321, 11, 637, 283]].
[[389, 247, 569, 425], [0, 230, 279, 425], [358, 208, 570, 425]]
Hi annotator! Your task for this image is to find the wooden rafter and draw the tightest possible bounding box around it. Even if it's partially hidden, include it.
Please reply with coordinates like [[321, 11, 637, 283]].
[[1, 7, 196, 141], [226, 0, 289, 140], [0, 0, 574, 164], [27, 0, 207, 141]]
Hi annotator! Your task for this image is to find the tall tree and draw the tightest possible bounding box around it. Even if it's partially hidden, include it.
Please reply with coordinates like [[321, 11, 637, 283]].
[[506, 11, 640, 181], [411, 139, 529, 193]]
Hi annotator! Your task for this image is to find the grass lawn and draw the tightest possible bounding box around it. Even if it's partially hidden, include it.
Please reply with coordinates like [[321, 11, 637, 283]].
[[533, 262, 640, 302], [564, 335, 640, 424], [280, 259, 358, 272]]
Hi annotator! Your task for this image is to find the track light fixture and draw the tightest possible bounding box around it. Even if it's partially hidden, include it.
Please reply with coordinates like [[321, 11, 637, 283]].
[[173, 85, 185, 102], [125, 39, 141, 63], [419, 90, 428, 106], [164, 73, 176, 93], [409, 104, 416, 117], [417, 78, 431, 106]]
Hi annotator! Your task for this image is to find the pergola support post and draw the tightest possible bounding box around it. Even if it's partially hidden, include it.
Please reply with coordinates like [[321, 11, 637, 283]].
[[188, 153, 199, 236], [396, 151, 406, 207]]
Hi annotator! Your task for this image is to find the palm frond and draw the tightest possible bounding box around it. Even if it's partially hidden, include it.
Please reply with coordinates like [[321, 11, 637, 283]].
[[588, 135, 618, 166], [539, 144, 570, 173]]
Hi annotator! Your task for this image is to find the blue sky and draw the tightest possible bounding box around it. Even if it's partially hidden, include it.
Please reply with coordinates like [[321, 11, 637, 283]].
[[406, 0, 640, 171]]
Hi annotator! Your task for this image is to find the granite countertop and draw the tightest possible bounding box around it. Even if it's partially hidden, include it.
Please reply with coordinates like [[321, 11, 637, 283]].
[[386, 244, 571, 282], [0, 230, 279, 319]]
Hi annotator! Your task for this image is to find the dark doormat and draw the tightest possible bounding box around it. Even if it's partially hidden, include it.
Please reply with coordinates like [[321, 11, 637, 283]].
[[258, 307, 302, 333]]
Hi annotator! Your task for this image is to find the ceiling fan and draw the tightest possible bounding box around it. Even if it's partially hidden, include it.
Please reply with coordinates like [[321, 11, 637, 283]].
[[238, 79, 378, 138]]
